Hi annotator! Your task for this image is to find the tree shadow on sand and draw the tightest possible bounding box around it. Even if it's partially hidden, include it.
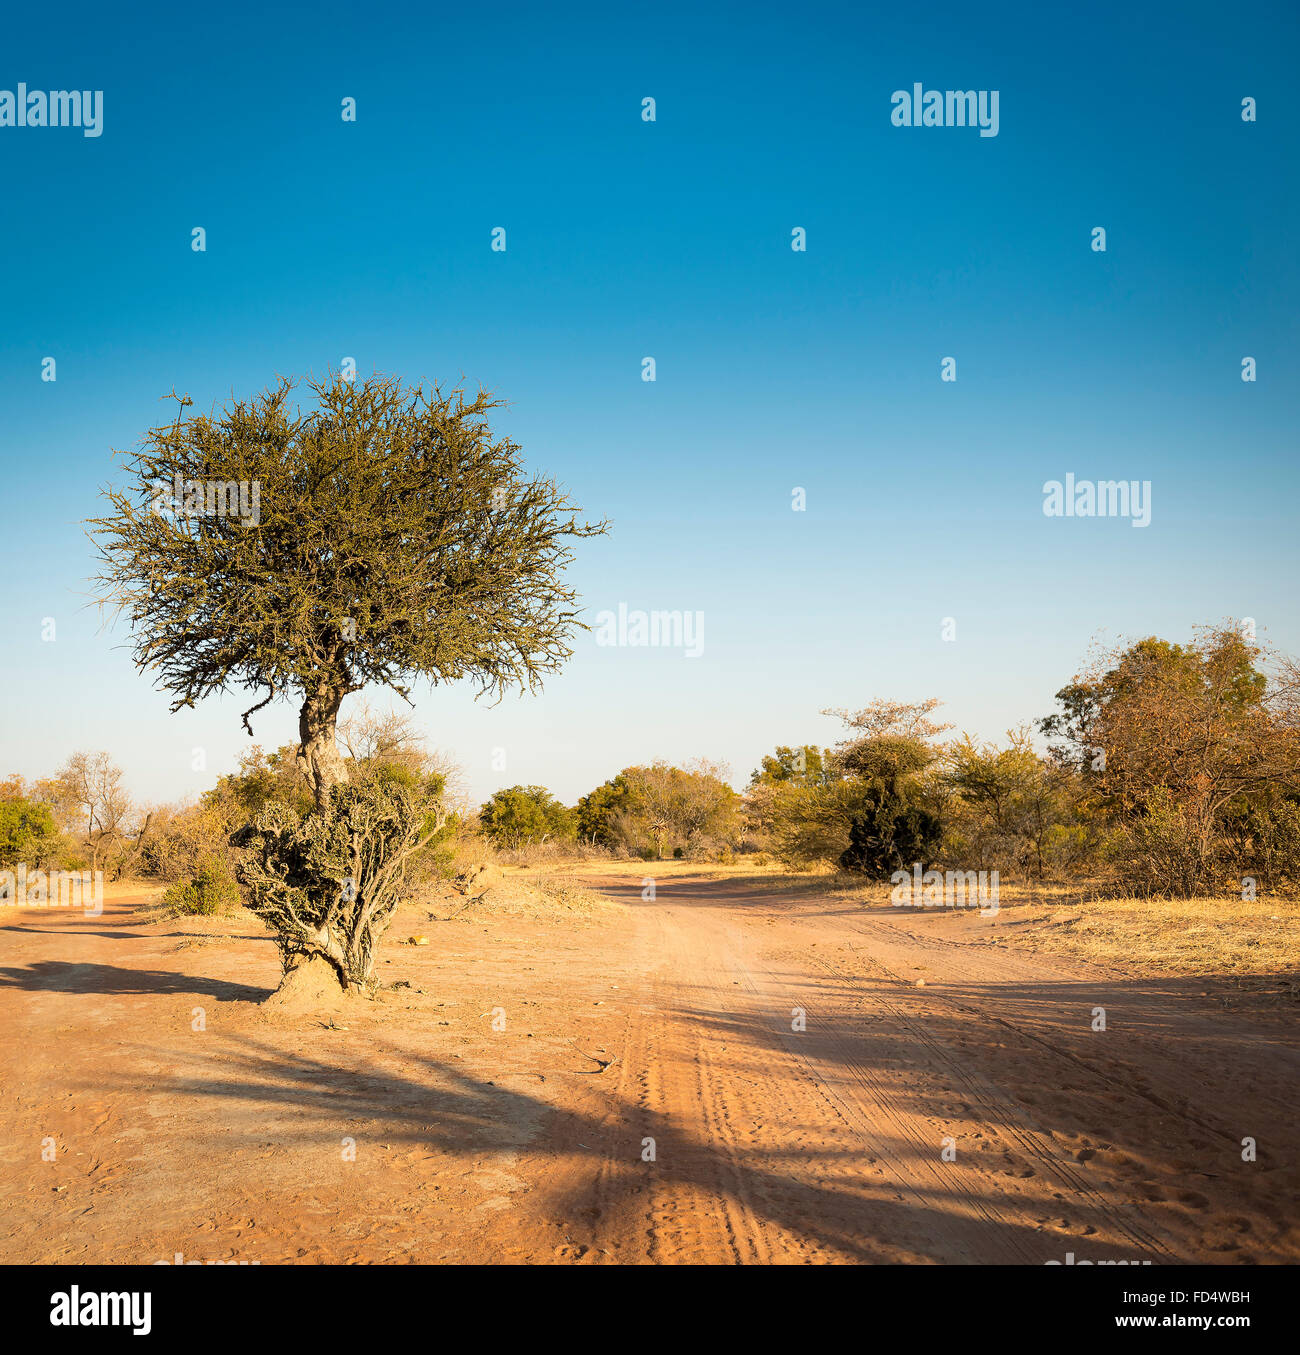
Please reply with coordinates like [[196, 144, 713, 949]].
[[112, 1029, 1159, 1264], [0, 960, 267, 1003]]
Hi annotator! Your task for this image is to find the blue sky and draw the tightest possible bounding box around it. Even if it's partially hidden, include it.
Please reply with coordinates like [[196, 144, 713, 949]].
[[2, 0, 1297, 809]]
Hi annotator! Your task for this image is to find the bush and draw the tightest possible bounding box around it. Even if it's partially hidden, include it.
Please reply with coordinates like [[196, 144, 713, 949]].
[[838, 787, 942, 877], [1104, 791, 1221, 898], [1223, 798, 1300, 891], [137, 802, 234, 882], [0, 797, 62, 868], [162, 857, 241, 916], [479, 785, 575, 849], [237, 776, 448, 987], [768, 780, 872, 865], [578, 761, 740, 859]]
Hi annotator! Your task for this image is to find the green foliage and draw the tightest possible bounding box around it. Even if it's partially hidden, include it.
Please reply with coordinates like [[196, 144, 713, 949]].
[[479, 785, 576, 848], [134, 745, 313, 887], [763, 780, 873, 864], [0, 797, 61, 868], [784, 699, 948, 874], [93, 373, 607, 713], [1223, 796, 1300, 886], [614, 761, 740, 859], [575, 774, 633, 847], [161, 857, 241, 916], [91, 373, 607, 808], [838, 787, 942, 876], [575, 763, 740, 858], [940, 727, 1086, 879], [749, 745, 830, 788], [203, 745, 314, 822]]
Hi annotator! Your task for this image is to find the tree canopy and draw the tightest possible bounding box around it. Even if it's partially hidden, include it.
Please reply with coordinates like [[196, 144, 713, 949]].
[[479, 785, 576, 848], [92, 373, 607, 808]]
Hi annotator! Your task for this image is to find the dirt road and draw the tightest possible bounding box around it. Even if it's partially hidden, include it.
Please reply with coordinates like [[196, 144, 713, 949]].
[[1, 871, 1295, 1264]]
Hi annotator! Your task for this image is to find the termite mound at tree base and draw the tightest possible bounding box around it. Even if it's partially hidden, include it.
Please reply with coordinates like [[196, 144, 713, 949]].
[[261, 954, 356, 1013]]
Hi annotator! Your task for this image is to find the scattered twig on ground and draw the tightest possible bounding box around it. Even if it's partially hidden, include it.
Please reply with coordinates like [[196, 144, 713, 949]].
[[567, 1038, 618, 1073]]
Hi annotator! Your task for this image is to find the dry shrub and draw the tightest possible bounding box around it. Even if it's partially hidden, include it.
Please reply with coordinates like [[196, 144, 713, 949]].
[[1103, 791, 1224, 899], [137, 801, 236, 882]]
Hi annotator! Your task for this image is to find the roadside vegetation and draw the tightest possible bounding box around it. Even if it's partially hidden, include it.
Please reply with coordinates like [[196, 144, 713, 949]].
[[7, 622, 1298, 904]]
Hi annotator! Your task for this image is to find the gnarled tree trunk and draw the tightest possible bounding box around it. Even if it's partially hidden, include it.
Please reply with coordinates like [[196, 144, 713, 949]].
[[298, 687, 348, 811]]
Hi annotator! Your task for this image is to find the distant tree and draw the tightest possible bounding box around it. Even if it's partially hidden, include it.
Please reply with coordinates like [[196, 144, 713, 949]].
[[1040, 628, 1289, 815], [824, 698, 951, 782], [92, 373, 605, 992], [0, 796, 61, 868], [745, 745, 833, 845], [134, 800, 236, 885], [748, 744, 830, 788], [619, 760, 740, 858], [575, 774, 633, 848], [1040, 624, 1300, 893], [833, 700, 948, 874], [44, 751, 132, 874], [941, 726, 1083, 879], [480, 785, 576, 848], [764, 701, 949, 872]]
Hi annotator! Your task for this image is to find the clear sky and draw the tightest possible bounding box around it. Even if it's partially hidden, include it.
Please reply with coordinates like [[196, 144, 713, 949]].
[[2, 0, 1297, 811]]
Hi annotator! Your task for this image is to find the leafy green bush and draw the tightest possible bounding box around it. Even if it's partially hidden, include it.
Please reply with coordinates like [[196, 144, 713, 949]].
[[1223, 797, 1300, 891], [479, 785, 575, 848], [162, 857, 241, 916], [0, 797, 62, 868]]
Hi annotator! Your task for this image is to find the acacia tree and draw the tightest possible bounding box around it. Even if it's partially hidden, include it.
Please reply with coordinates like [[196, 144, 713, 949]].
[[1040, 625, 1300, 892], [824, 700, 948, 875], [93, 373, 606, 989], [617, 760, 740, 858], [1040, 627, 1300, 823]]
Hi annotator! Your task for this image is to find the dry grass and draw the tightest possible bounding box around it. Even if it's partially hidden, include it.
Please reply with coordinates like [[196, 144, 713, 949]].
[[559, 859, 1300, 991], [515, 871, 613, 914], [982, 885, 1300, 985], [558, 856, 837, 885]]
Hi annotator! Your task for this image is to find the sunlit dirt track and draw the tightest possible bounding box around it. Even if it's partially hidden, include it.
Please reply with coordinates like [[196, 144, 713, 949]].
[[1, 874, 1295, 1264]]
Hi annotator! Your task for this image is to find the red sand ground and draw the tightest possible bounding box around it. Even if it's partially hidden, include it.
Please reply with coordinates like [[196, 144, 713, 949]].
[[1, 872, 1295, 1264]]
